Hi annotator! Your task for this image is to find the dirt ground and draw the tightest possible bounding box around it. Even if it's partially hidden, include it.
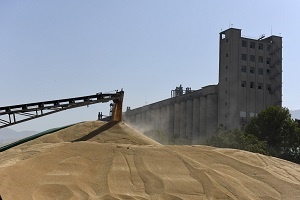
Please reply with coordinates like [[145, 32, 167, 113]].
[[1, 121, 300, 199]]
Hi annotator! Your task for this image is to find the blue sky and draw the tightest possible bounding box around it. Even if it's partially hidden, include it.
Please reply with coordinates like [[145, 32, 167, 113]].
[[1, 0, 299, 131]]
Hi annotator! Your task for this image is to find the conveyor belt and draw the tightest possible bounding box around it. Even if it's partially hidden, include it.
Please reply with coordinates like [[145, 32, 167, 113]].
[[0, 91, 124, 129], [0, 123, 76, 152]]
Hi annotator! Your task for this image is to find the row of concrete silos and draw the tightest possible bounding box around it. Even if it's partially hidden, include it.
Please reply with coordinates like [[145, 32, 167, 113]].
[[124, 85, 219, 144]]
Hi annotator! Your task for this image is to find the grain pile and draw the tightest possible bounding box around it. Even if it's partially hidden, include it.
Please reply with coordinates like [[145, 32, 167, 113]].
[[1, 121, 300, 199]]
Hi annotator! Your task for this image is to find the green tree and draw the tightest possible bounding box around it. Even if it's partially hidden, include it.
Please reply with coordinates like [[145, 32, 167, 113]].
[[205, 129, 267, 155], [245, 106, 300, 162]]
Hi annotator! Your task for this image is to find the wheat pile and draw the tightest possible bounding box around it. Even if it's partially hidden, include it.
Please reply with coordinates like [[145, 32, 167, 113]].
[[1, 121, 300, 199]]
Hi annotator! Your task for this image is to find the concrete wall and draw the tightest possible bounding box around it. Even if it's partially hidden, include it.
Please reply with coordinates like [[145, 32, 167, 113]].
[[124, 85, 218, 144]]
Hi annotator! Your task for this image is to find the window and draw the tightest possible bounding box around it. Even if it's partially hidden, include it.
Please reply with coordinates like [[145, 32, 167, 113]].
[[250, 82, 255, 88], [241, 65, 247, 72], [258, 68, 263, 75], [258, 56, 263, 63], [258, 43, 264, 50], [258, 83, 263, 90], [226, 38, 229, 43], [249, 113, 255, 117], [240, 111, 246, 118], [242, 40, 247, 47], [241, 81, 246, 88], [221, 33, 226, 39], [250, 55, 255, 62], [241, 54, 247, 61], [267, 84, 272, 92], [250, 67, 255, 74], [225, 102, 227, 106], [267, 58, 271, 64], [226, 65, 228, 69], [266, 69, 271, 74], [267, 45, 271, 51], [250, 42, 255, 49], [225, 77, 228, 82]]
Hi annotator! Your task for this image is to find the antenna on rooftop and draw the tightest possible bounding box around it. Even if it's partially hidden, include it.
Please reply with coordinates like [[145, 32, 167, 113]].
[[271, 26, 273, 35]]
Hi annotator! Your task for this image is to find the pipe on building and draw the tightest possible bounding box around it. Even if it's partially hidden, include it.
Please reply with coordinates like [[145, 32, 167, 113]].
[[192, 98, 200, 144], [180, 101, 187, 138], [186, 99, 193, 140]]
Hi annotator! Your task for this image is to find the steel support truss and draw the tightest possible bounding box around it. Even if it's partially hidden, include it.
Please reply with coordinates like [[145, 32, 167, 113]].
[[0, 91, 124, 129]]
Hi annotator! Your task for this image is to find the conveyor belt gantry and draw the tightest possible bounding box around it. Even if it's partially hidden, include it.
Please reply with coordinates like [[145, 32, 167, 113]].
[[0, 90, 124, 129]]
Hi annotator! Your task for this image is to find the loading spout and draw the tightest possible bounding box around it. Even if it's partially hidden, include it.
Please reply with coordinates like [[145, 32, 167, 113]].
[[112, 91, 124, 122]]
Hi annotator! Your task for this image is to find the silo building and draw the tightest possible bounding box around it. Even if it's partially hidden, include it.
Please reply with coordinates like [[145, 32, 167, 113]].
[[124, 27, 282, 143], [218, 28, 282, 131]]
